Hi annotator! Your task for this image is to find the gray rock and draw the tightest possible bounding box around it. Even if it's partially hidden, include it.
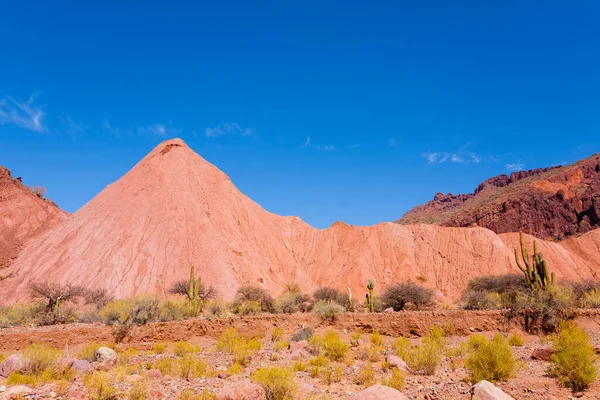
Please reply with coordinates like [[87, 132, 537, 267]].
[[94, 346, 117, 363], [0, 354, 24, 378], [471, 380, 515, 400]]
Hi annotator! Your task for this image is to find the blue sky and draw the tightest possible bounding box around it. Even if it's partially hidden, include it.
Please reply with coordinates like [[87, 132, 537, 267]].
[[1, 1, 599, 229]]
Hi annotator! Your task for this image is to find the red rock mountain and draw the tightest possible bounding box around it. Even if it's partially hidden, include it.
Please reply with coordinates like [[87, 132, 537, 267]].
[[1, 139, 599, 304], [0, 166, 68, 270], [397, 154, 600, 240]]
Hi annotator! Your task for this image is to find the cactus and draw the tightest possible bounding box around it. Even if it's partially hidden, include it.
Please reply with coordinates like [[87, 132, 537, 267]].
[[366, 279, 376, 312], [187, 265, 203, 316], [514, 232, 555, 290], [346, 287, 354, 312]]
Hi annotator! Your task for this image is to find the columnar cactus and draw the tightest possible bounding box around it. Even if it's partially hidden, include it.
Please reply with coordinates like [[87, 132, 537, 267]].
[[187, 265, 203, 316], [514, 232, 554, 290], [366, 279, 376, 312]]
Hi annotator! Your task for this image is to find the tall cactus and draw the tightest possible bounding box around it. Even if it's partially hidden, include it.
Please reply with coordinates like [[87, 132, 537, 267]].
[[187, 265, 203, 316], [514, 232, 555, 290], [366, 279, 376, 312]]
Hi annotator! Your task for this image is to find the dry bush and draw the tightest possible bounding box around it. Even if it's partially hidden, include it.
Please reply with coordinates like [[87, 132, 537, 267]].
[[0, 303, 41, 327], [580, 289, 600, 308], [251, 367, 298, 400], [308, 355, 330, 377], [205, 300, 227, 317], [291, 327, 313, 342], [178, 390, 217, 400], [271, 327, 284, 342], [234, 285, 275, 313], [84, 371, 118, 400], [549, 321, 598, 392], [381, 282, 433, 311], [465, 333, 517, 383], [128, 381, 148, 400], [461, 274, 528, 310], [276, 289, 311, 314], [393, 327, 445, 376], [313, 287, 349, 308], [320, 365, 344, 385], [173, 340, 201, 356], [508, 332, 524, 347], [100, 297, 160, 326], [382, 367, 406, 391], [21, 343, 62, 376], [319, 330, 350, 361], [158, 299, 191, 321], [84, 288, 113, 310], [152, 342, 167, 354], [313, 300, 345, 320], [370, 331, 384, 346], [178, 355, 212, 379], [28, 282, 85, 311], [168, 280, 217, 301], [216, 328, 262, 365], [354, 363, 376, 386]]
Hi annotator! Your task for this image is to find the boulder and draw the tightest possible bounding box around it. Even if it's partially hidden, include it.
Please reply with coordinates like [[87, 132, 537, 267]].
[[94, 360, 114, 372], [289, 348, 310, 360], [471, 380, 515, 400], [145, 369, 163, 380], [289, 340, 309, 353], [0, 354, 24, 378], [217, 381, 265, 400], [387, 355, 410, 373], [58, 357, 76, 372], [384, 307, 395, 313], [94, 347, 117, 363], [0, 385, 33, 399], [530, 346, 553, 361], [71, 360, 93, 374], [352, 384, 409, 399]]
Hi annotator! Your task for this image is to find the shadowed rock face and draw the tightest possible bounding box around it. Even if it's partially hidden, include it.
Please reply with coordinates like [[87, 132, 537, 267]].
[[0, 166, 68, 269], [397, 154, 600, 240], [1, 139, 599, 304]]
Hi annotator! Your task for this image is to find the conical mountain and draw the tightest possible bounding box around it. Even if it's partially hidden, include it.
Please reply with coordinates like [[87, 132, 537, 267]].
[[1, 139, 598, 304]]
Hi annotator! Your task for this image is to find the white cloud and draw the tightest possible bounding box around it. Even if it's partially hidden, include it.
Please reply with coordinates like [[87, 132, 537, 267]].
[[0, 93, 46, 132], [205, 122, 254, 138], [59, 115, 88, 136], [103, 120, 121, 136], [423, 151, 481, 165], [302, 136, 335, 151], [138, 123, 181, 137], [505, 162, 524, 171]]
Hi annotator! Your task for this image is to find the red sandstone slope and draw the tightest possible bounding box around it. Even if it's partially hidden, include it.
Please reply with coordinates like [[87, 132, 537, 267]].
[[397, 154, 600, 240], [1, 139, 599, 304], [0, 166, 68, 269]]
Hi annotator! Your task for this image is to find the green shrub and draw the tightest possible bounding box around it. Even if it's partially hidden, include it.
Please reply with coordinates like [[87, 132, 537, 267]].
[[313, 300, 344, 320], [0, 303, 40, 327], [216, 328, 261, 365], [235, 300, 263, 316], [271, 327, 284, 342], [173, 340, 201, 356], [251, 367, 298, 400], [308, 355, 330, 377], [152, 342, 168, 354], [321, 330, 350, 361], [205, 300, 227, 317], [158, 299, 190, 322], [85, 371, 118, 400], [274, 340, 289, 352], [549, 321, 598, 392], [381, 282, 434, 310], [508, 333, 524, 347], [370, 331, 384, 347], [382, 368, 406, 391], [354, 363, 376, 387], [100, 297, 160, 325], [465, 333, 517, 383]]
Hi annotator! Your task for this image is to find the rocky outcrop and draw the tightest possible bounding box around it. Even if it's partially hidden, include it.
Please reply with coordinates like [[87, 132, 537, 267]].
[[352, 384, 409, 399], [1, 139, 600, 304], [0, 166, 68, 269], [398, 155, 600, 240]]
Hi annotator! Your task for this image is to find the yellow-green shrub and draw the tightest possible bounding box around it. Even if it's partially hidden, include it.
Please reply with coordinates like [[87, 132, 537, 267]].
[[274, 340, 289, 352], [508, 333, 524, 347], [251, 367, 298, 400], [370, 331, 384, 347], [0, 303, 39, 327], [158, 299, 190, 322], [465, 333, 517, 383], [78, 342, 113, 361], [128, 381, 148, 400], [84, 371, 118, 400], [216, 328, 261, 365], [235, 300, 262, 316], [382, 368, 406, 391], [322, 330, 350, 361], [393, 328, 445, 376], [308, 355, 330, 377], [154, 358, 177, 376], [354, 363, 376, 387], [173, 340, 200, 356], [320, 365, 343, 385], [227, 362, 244, 375], [22, 343, 62, 376], [152, 342, 167, 354], [549, 321, 598, 392], [272, 327, 284, 342], [581, 289, 600, 309], [100, 297, 159, 325], [293, 360, 307, 372], [0, 353, 6, 364], [179, 389, 216, 400], [6, 372, 37, 386], [178, 355, 211, 379]]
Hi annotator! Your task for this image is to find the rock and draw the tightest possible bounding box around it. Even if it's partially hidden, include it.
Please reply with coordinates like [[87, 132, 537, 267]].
[[289, 349, 310, 360], [531, 346, 554, 361], [49, 392, 57, 398], [217, 381, 265, 400], [0, 385, 33, 399], [351, 384, 409, 399], [58, 357, 76, 372], [471, 380, 515, 400], [387, 355, 410, 373], [0, 386, 5, 393], [218, 371, 230, 379], [0, 354, 24, 378], [574, 392, 584, 398], [289, 340, 309, 353], [125, 374, 143, 383], [71, 360, 93, 374], [145, 369, 163, 379], [299, 383, 316, 394], [94, 347, 117, 363], [94, 360, 114, 372], [384, 307, 395, 313]]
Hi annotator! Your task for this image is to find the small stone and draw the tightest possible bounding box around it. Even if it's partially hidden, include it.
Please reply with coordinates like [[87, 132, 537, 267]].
[[289, 349, 310, 360], [289, 340, 309, 353], [50, 392, 57, 398], [471, 380, 514, 400], [71, 359, 93, 374], [531, 346, 554, 361], [469, 327, 475, 332], [384, 307, 395, 313], [0, 386, 5, 393], [574, 392, 584, 398], [218, 371, 230, 379], [145, 369, 163, 379]]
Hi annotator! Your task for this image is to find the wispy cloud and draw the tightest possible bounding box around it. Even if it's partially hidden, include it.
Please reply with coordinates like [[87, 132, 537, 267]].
[[205, 122, 254, 138], [423, 151, 481, 165], [303, 136, 336, 151], [0, 93, 46, 132], [138, 123, 181, 137], [59, 116, 88, 136], [103, 120, 122, 136], [505, 162, 524, 171]]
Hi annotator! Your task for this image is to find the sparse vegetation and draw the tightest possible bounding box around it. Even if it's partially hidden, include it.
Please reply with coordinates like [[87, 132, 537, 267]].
[[216, 328, 262, 365], [128, 381, 149, 400], [381, 282, 434, 311], [85, 371, 118, 400], [549, 321, 598, 392], [276, 284, 310, 313], [78, 342, 113, 361], [393, 327, 445, 375], [152, 341, 168, 354], [465, 333, 517, 383], [354, 363, 376, 386], [508, 332, 524, 346], [291, 327, 313, 342], [271, 327, 284, 342], [382, 368, 406, 391], [251, 366, 298, 400], [234, 284, 275, 313], [173, 340, 201, 356], [313, 300, 345, 320]]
